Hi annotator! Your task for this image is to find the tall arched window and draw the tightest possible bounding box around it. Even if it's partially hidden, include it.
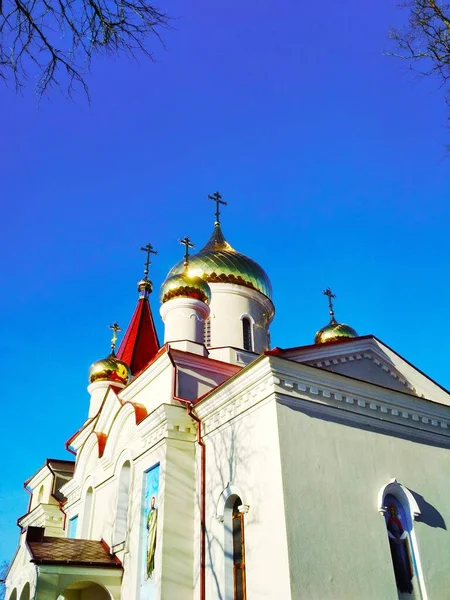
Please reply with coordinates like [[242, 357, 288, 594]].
[[222, 492, 247, 600], [37, 484, 44, 504], [379, 481, 425, 599], [81, 486, 94, 539], [18, 583, 30, 600], [113, 461, 131, 547], [232, 497, 247, 600], [242, 318, 252, 352]]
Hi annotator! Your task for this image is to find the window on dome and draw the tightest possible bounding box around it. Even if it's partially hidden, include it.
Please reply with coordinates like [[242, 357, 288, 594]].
[[113, 461, 131, 548], [242, 318, 252, 352]]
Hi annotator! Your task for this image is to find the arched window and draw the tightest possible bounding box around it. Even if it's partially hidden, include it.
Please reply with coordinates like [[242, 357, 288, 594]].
[[242, 318, 252, 352], [18, 583, 30, 600], [231, 497, 247, 600], [81, 486, 94, 538], [37, 484, 44, 504], [8, 589, 17, 600], [379, 481, 425, 599], [113, 461, 131, 547], [222, 491, 247, 600]]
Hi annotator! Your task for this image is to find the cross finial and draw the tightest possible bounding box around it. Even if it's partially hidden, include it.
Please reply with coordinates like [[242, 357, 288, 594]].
[[322, 287, 337, 322], [109, 322, 121, 353], [179, 236, 195, 267], [140, 243, 158, 279], [207, 191, 227, 225]]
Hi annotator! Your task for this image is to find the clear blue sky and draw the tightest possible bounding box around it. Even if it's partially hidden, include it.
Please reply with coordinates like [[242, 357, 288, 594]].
[[1, 0, 449, 563]]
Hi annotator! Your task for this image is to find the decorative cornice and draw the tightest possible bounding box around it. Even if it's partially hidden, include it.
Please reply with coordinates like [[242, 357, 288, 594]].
[[194, 354, 450, 441], [308, 352, 416, 393], [269, 357, 450, 438]]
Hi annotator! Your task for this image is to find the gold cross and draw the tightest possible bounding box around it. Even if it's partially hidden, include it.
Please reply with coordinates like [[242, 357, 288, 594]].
[[207, 191, 227, 224], [179, 236, 194, 267], [109, 322, 121, 353], [140, 243, 158, 279], [322, 287, 336, 320]]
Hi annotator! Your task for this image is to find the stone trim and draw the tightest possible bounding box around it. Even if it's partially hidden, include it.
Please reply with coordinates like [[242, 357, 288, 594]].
[[309, 352, 416, 393]]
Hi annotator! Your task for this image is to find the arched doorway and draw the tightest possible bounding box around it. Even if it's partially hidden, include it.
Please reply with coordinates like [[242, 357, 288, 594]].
[[58, 581, 111, 600]]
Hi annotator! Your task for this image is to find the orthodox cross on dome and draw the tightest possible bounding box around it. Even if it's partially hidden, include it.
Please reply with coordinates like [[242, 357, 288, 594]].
[[179, 236, 194, 267], [109, 322, 122, 353], [207, 190, 227, 225], [322, 287, 336, 322], [140, 242, 158, 280]]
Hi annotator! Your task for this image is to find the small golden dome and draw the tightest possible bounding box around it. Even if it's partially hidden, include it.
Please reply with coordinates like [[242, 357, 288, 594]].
[[138, 278, 153, 295], [89, 353, 131, 385], [163, 224, 272, 300], [315, 319, 358, 344], [160, 271, 212, 305]]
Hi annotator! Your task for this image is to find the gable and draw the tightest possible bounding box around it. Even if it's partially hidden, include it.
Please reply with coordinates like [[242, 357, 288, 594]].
[[308, 353, 416, 395], [270, 336, 450, 406]]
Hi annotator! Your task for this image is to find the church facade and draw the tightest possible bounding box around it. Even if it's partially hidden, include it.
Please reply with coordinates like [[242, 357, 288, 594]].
[[5, 196, 450, 600]]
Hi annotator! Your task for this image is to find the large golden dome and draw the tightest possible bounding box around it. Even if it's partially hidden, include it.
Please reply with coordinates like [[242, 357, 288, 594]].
[[164, 224, 272, 299], [314, 320, 358, 344], [89, 353, 131, 385]]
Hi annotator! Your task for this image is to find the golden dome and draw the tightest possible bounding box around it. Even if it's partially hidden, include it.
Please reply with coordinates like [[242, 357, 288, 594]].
[[163, 224, 272, 299], [314, 319, 358, 344], [89, 353, 131, 385], [160, 270, 212, 305]]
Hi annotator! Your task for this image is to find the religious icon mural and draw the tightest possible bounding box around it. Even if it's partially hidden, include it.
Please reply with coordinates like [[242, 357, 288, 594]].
[[140, 463, 160, 600], [384, 494, 414, 595]]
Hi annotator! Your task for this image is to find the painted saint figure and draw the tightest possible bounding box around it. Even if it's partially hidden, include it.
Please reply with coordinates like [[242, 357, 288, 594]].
[[386, 502, 413, 594], [146, 495, 158, 580]]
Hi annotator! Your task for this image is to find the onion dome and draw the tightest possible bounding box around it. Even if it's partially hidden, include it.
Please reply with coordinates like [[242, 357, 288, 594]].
[[160, 270, 212, 305], [89, 323, 131, 385], [89, 353, 131, 385], [315, 321, 358, 344], [163, 223, 272, 299], [315, 287, 358, 344]]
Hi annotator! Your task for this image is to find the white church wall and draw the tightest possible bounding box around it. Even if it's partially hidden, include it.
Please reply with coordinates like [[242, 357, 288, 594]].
[[5, 541, 37, 600], [201, 397, 292, 600], [276, 395, 450, 600], [208, 283, 273, 353]]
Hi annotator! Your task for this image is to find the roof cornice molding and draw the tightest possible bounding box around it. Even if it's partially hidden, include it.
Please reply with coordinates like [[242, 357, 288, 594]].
[[269, 356, 450, 437]]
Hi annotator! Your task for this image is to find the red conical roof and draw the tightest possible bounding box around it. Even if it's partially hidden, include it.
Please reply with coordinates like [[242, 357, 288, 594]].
[[117, 295, 160, 377]]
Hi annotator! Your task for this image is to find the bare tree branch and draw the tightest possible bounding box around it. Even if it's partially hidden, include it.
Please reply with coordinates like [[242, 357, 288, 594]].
[[0, 0, 169, 96], [390, 1, 450, 92]]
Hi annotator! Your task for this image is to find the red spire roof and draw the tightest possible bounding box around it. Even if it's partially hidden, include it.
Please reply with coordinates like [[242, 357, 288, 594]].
[[117, 295, 160, 377]]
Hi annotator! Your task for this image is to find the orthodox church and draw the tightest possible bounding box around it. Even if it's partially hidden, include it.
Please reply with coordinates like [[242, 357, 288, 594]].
[[5, 193, 450, 600]]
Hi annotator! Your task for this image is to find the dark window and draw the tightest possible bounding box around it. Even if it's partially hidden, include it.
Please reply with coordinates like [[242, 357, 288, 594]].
[[384, 494, 414, 595], [232, 498, 247, 600], [242, 318, 252, 351], [204, 319, 211, 347]]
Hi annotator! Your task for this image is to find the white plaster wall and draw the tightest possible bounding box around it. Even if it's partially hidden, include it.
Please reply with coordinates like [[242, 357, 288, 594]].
[[276, 397, 450, 600], [160, 297, 209, 345], [29, 471, 57, 511], [202, 398, 291, 600], [208, 283, 273, 354]]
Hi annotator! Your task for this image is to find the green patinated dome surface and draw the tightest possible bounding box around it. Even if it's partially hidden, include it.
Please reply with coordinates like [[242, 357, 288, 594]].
[[164, 224, 272, 300]]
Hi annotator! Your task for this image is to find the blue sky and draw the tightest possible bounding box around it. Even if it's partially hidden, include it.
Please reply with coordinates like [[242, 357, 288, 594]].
[[1, 0, 449, 562]]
